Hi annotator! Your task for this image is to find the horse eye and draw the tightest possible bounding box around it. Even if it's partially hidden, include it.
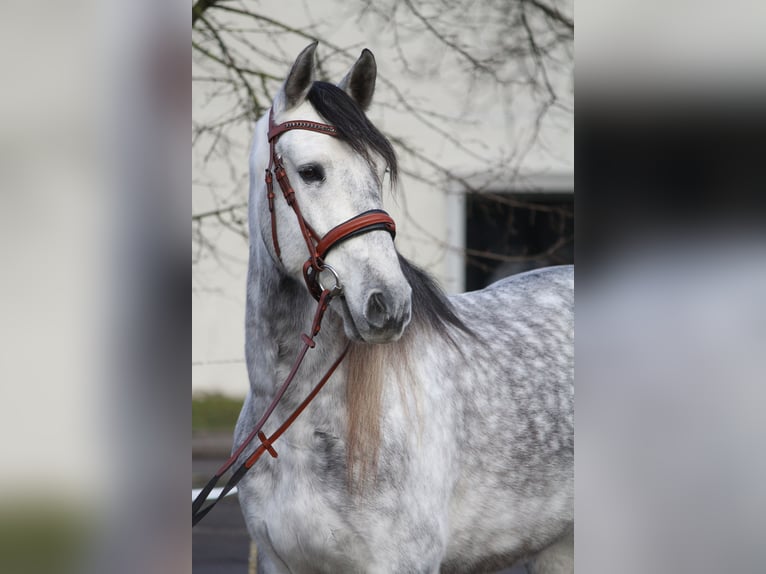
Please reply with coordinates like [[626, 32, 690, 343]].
[[298, 164, 325, 184]]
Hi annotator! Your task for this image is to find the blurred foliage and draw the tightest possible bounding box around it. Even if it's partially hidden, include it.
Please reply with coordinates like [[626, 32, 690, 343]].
[[192, 393, 244, 432], [0, 500, 89, 574]]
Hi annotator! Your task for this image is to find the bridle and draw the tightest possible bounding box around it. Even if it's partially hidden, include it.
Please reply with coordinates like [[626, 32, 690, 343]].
[[264, 108, 396, 299], [192, 108, 398, 526]]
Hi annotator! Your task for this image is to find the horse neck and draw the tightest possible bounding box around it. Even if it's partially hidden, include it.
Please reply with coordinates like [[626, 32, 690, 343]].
[[246, 239, 348, 398]]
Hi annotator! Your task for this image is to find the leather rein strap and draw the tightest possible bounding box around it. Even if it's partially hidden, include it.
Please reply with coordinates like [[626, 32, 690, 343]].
[[192, 291, 348, 526], [192, 109, 398, 526]]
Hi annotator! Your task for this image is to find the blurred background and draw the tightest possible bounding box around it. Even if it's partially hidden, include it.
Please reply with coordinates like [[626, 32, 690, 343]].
[[577, 1, 766, 573], [0, 1, 189, 573]]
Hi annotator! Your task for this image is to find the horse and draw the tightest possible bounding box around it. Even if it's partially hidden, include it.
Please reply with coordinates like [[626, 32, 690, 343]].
[[235, 42, 574, 574]]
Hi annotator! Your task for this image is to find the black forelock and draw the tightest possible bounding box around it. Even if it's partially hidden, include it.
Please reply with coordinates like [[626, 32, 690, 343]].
[[306, 81, 398, 187]]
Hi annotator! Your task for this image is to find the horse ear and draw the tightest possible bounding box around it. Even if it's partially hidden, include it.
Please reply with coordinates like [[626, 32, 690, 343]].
[[274, 42, 317, 114], [338, 49, 377, 111]]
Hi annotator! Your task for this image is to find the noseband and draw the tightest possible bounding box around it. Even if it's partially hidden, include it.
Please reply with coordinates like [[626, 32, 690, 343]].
[[265, 109, 397, 300]]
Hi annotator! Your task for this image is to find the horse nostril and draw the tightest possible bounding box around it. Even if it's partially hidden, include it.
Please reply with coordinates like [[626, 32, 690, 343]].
[[365, 291, 390, 328]]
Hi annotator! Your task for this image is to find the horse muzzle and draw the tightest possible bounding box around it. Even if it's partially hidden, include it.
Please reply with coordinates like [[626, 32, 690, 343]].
[[364, 288, 411, 333], [344, 283, 412, 344]]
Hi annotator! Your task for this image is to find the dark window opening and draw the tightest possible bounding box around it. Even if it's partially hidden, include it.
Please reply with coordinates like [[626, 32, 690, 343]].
[[464, 191, 574, 291]]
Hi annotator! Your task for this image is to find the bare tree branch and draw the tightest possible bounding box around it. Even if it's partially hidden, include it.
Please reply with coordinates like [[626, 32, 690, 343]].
[[525, 0, 574, 32], [401, 0, 495, 76], [192, 0, 222, 28], [197, 13, 261, 119], [192, 203, 247, 223]]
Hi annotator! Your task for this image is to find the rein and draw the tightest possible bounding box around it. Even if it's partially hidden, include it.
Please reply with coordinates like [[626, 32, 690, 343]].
[[192, 108, 397, 526]]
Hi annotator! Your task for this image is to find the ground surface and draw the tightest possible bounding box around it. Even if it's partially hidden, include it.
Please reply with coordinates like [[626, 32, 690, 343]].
[[193, 436, 251, 574], [193, 494, 251, 574]]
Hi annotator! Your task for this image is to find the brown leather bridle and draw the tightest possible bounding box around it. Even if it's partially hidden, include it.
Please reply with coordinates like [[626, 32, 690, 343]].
[[265, 108, 396, 299], [192, 109, 399, 526]]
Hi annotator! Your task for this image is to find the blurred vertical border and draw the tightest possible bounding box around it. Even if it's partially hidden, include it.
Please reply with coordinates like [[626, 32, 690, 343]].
[[0, 1, 188, 573], [576, 1, 766, 572]]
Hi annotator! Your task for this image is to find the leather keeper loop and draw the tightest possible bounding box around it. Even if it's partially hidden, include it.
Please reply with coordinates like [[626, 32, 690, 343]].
[[257, 431, 278, 458]]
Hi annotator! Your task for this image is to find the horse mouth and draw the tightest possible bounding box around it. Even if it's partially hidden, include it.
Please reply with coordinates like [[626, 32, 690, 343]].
[[337, 295, 365, 342]]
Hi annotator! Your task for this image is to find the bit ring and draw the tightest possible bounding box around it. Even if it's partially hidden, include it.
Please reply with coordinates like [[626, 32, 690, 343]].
[[317, 264, 342, 296]]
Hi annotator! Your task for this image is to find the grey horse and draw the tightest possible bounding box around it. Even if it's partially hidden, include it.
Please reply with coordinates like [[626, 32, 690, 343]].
[[235, 43, 574, 574]]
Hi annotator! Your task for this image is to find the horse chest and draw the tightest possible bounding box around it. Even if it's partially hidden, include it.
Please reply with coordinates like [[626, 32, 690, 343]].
[[237, 399, 446, 571], [238, 420, 370, 568], [243, 478, 355, 564]]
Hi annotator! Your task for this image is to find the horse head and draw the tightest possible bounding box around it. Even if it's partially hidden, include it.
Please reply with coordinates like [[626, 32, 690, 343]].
[[252, 43, 412, 344]]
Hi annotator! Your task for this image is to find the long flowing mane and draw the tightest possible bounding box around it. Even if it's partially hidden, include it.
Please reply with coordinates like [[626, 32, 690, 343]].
[[346, 254, 473, 488]]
